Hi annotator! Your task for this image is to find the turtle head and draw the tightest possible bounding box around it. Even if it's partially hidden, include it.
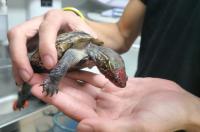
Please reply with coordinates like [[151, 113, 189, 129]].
[[110, 67, 128, 88], [97, 64, 127, 88], [87, 43, 128, 88], [95, 55, 128, 88]]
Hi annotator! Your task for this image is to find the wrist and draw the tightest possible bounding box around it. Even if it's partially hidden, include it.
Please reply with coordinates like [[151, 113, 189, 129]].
[[185, 96, 200, 132]]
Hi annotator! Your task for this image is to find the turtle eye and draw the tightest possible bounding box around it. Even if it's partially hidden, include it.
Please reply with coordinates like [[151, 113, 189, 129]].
[[113, 62, 120, 69]]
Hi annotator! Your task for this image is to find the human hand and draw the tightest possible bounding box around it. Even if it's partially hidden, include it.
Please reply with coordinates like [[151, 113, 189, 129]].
[[8, 9, 96, 85], [30, 71, 200, 132]]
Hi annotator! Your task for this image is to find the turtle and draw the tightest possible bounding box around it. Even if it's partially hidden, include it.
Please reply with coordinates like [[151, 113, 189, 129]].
[[14, 31, 128, 110]]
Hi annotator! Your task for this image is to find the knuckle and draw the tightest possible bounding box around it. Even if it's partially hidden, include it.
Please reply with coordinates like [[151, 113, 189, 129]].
[[45, 9, 63, 19], [11, 57, 22, 68], [41, 9, 63, 29], [63, 10, 77, 17]]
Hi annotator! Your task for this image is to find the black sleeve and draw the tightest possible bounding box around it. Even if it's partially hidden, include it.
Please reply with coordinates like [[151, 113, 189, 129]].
[[141, 0, 147, 5]]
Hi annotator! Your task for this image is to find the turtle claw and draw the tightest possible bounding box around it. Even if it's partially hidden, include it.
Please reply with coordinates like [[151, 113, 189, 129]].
[[13, 100, 29, 111], [41, 78, 58, 97]]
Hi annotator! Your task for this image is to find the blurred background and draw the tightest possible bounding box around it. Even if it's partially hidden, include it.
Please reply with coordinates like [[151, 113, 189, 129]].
[[0, 0, 140, 131]]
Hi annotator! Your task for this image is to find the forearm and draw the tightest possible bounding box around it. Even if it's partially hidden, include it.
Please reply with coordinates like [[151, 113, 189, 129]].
[[85, 0, 146, 53], [85, 20, 127, 53]]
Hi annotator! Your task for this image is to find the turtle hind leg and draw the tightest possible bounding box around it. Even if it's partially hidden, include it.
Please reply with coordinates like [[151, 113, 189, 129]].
[[42, 49, 87, 96], [13, 83, 31, 110]]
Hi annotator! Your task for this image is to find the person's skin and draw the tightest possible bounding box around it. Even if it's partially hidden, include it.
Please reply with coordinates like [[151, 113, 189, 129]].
[[8, 0, 145, 85], [29, 71, 200, 132], [7, 0, 200, 131]]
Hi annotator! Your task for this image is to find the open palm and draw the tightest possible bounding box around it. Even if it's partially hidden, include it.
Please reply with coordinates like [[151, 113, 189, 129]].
[[30, 71, 195, 132]]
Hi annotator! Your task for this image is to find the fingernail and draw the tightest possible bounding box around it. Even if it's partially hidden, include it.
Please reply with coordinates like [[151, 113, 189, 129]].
[[15, 80, 23, 86], [19, 69, 31, 82], [78, 124, 93, 132], [15, 82, 22, 87], [42, 54, 55, 69]]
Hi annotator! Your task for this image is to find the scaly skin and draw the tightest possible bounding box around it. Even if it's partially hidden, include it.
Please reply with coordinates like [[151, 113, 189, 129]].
[[86, 44, 127, 87], [14, 31, 127, 110]]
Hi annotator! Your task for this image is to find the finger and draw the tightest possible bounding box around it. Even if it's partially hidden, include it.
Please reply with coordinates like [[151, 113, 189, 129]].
[[31, 84, 98, 121], [28, 73, 46, 85], [38, 10, 65, 69], [60, 77, 101, 99], [28, 74, 99, 110], [8, 16, 44, 82], [8, 28, 33, 82], [61, 11, 98, 37], [56, 77, 98, 107], [12, 65, 23, 85], [67, 71, 115, 89]]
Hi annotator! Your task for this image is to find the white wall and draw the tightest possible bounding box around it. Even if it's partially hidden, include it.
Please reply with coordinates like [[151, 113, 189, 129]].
[[7, 0, 88, 29], [7, 0, 26, 29]]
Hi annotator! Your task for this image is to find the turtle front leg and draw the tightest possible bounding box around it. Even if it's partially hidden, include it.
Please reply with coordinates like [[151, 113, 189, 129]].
[[41, 49, 86, 96], [41, 71, 61, 96], [13, 83, 31, 110]]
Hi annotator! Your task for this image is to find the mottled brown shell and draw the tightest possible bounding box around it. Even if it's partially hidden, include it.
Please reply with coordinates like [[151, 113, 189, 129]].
[[30, 31, 103, 73]]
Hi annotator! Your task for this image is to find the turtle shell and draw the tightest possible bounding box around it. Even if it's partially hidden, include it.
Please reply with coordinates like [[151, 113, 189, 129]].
[[30, 31, 103, 73]]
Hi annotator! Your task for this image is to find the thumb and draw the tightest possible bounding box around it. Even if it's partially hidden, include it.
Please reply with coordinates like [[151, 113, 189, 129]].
[[77, 118, 137, 132]]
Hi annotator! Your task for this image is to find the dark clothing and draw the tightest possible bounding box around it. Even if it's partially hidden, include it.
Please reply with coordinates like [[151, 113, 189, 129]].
[[135, 0, 200, 97]]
